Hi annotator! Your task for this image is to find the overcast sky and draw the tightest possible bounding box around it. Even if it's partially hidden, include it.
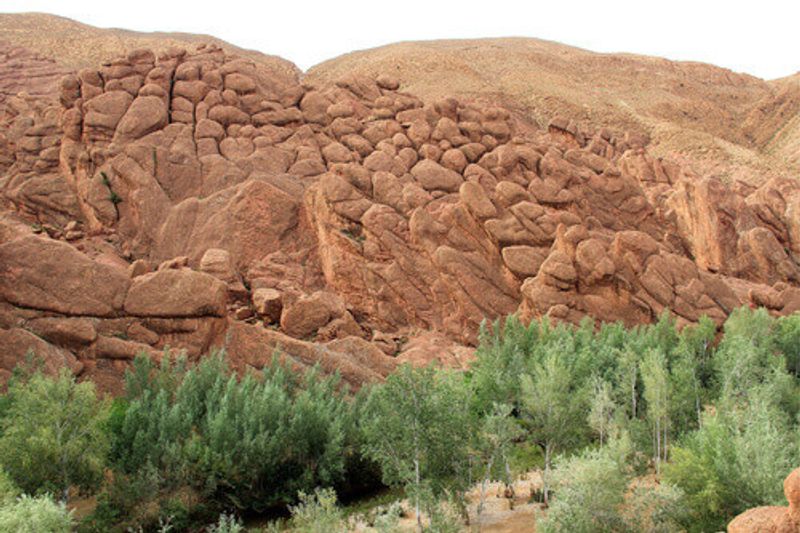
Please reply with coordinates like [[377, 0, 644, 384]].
[[4, 0, 799, 80]]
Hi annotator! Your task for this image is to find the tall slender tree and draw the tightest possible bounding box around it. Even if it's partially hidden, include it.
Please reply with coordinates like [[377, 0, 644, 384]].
[[520, 351, 586, 505], [361, 364, 472, 532], [640, 349, 670, 473]]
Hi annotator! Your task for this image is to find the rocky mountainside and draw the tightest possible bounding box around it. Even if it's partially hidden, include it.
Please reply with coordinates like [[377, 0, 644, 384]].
[[1, 14, 800, 392], [308, 38, 800, 185], [0, 13, 299, 102]]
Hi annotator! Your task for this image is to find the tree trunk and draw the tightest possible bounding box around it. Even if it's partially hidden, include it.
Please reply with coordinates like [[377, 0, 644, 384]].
[[543, 444, 551, 506], [655, 418, 661, 474], [414, 457, 422, 533], [477, 455, 494, 527], [504, 458, 515, 509]]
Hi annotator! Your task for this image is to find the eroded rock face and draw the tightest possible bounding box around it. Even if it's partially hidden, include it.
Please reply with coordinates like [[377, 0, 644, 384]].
[[2, 42, 800, 391]]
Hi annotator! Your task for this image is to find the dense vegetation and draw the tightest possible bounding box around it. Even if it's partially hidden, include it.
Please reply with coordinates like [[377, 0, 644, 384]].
[[0, 306, 799, 531]]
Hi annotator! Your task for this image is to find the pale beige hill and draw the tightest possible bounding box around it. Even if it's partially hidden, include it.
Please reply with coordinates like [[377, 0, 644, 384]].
[[0, 12, 300, 89], [307, 38, 799, 184], [755, 73, 800, 168]]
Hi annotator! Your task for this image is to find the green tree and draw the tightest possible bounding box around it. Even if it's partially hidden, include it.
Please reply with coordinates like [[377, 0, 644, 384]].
[[520, 350, 586, 505], [0, 369, 108, 502], [775, 313, 800, 377], [664, 398, 798, 532], [110, 353, 355, 512], [361, 364, 472, 532], [587, 378, 616, 446], [473, 403, 523, 524], [640, 349, 670, 473]]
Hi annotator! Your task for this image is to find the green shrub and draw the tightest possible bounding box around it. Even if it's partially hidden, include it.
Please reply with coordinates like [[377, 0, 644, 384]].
[[664, 398, 798, 532], [424, 495, 464, 533], [538, 447, 627, 533], [0, 469, 19, 505], [110, 353, 359, 512], [288, 488, 346, 533], [207, 513, 244, 533], [0, 494, 73, 532], [622, 482, 685, 533], [0, 368, 108, 500], [370, 501, 403, 533]]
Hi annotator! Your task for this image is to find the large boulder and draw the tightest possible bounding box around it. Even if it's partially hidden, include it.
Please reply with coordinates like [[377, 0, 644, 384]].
[[410, 159, 464, 192], [0, 236, 129, 316], [0, 328, 83, 377], [124, 268, 227, 317], [280, 291, 345, 338], [114, 95, 168, 142]]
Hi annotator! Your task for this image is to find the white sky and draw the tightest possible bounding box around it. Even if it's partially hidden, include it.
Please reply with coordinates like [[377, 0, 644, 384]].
[[3, 0, 799, 80]]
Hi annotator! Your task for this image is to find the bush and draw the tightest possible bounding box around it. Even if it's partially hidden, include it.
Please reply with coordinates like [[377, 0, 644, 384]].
[[207, 512, 244, 533], [424, 494, 464, 533], [288, 488, 346, 533], [111, 353, 359, 512], [0, 494, 73, 532], [0, 369, 108, 500], [622, 482, 685, 533], [370, 501, 403, 533], [664, 399, 798, 532], [538, 447, 627, 533], [0, 469, 18, 505]]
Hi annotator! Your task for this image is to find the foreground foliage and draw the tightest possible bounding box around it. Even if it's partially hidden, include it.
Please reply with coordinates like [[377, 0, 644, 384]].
[[0, 367, 108, 502], [0, 494, 73, 533], [1, 306, 798, 531]]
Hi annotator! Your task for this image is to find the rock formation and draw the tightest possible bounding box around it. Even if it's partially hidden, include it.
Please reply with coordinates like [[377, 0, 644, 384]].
[[1, 35, 800, 392], [728, 467, 800, 532]]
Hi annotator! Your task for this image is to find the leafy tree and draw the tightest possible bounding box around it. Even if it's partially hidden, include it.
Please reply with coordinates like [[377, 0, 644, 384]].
[[361, 364, 473, 532], [520, 350, 587, 504], [640, 349, 670, 472], [0, 494, 73, 532], [615, 347, 641, 421], [470, 316, 536, 411], [664, 398, 798, 532], [668, 342, 704, 435], [587, 378, 616, 446], [0, 369, 108, 502], [110, 353, 355, 512], [775, 313, 800, 377], [473, 403, 523, 523]]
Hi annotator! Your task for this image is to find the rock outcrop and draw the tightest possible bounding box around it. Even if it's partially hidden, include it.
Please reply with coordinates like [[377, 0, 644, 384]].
[[2, 41, 800, 392], [728, 467, 800, 532], [0, 41, 71, 104]]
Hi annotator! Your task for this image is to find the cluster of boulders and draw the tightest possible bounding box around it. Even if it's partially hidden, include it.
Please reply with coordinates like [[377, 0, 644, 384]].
[[1, 42, 800, 391]]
